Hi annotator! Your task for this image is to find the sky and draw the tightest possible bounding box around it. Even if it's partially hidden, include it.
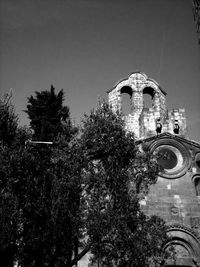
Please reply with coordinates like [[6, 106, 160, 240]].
[[0, 0, 200, 142]]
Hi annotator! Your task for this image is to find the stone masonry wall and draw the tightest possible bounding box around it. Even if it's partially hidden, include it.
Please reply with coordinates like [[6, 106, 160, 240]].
[[108, 72, 187, 140], [139, 136, 200, 265]]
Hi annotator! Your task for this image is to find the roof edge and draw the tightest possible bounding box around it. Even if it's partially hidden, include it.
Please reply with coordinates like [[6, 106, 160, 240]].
[[107, 72, 167, 95], [136, 132, 200, 148]]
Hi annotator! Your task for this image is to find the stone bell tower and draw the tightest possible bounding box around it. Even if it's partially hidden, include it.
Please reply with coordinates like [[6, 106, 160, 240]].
[[108, 72, 187, 140], [108, 72, 200, 266]]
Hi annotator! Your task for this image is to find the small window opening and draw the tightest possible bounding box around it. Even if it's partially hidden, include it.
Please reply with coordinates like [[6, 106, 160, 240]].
[[121, 86, 132, 115], [194, 178, 200, 196]]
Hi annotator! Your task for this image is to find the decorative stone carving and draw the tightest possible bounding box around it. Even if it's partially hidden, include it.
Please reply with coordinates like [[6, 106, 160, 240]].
[[191, 217, 200, 231]]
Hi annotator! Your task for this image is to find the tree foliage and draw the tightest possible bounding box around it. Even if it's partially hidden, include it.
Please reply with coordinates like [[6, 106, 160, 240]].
[[0, 145, 19, 267], [0, 93, 29, 267], [0, 91, 18, 146], [0, 91, 170, 267], [81, 102, 168, 266], [25, 86, 76, 141], [12, 141, 85, 267], [15, 88, 82, 266], [0, 88, 84, 267]]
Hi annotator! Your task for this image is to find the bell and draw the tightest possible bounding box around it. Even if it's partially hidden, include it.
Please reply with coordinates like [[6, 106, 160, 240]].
[[174, 121, 180, 134], [156, 119, 162, 134]]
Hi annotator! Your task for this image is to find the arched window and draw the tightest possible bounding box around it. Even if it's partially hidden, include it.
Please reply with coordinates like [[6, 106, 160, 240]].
[[120, 86, 132, 115], [143, 87, 155, 109]]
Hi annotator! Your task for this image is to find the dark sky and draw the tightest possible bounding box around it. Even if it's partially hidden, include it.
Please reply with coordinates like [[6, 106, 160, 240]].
[[0, 0, 200, 141]]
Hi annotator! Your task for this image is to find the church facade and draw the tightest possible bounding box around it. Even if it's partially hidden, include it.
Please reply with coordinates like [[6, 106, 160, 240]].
[[108, 72, 200, 266]]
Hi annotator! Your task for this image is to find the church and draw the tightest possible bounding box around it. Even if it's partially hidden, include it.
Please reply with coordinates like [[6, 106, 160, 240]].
[[107, 72, 200, 266]]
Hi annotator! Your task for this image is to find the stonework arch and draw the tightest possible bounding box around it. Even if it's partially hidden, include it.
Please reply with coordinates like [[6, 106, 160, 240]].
[[108, 72, 168, 138], [108, 72, 187, 139], [164, 224, 200, 266], [108, 72, 166, 112], [166, 224, 200, 266], [120, 86, 133, 96], [143, 86, 156, 97], [195, 153, 200, 169], [192, 175, 200, 196], [120, 86, 133, 115]]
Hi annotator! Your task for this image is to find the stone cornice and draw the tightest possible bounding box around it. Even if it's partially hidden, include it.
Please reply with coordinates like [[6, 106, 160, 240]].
[[136, 132, 200, 149]]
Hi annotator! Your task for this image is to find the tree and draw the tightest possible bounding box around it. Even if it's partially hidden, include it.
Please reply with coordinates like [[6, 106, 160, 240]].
[[0, 131, 86, 267], [11, 87, 83, 266], [0, 145, 19, 267], [49, 138, 87, 267], [0, 93, 29, 267], [25, 85, 76, 141], [80, 102, 169, 266], [11, 140, 85, 267], [0, 88, 84, 267], [0, 90, 170, 266], [0, 91, 18, 146]]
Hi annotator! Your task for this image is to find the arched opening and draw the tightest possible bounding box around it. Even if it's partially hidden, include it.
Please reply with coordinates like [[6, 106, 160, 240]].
[[164, 239, 194, 267], [197, 159, 200, 169], [164, 227, 200, 267], [196, 153, 200, 169], [143, 87, 155, 109], [194, 177, 200, 196], [120, 86, 132, 115]]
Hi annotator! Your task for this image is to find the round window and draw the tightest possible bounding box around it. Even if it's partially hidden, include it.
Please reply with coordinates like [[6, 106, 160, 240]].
[[157, 148, 178, 169], [150, 139, 191, 179]]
